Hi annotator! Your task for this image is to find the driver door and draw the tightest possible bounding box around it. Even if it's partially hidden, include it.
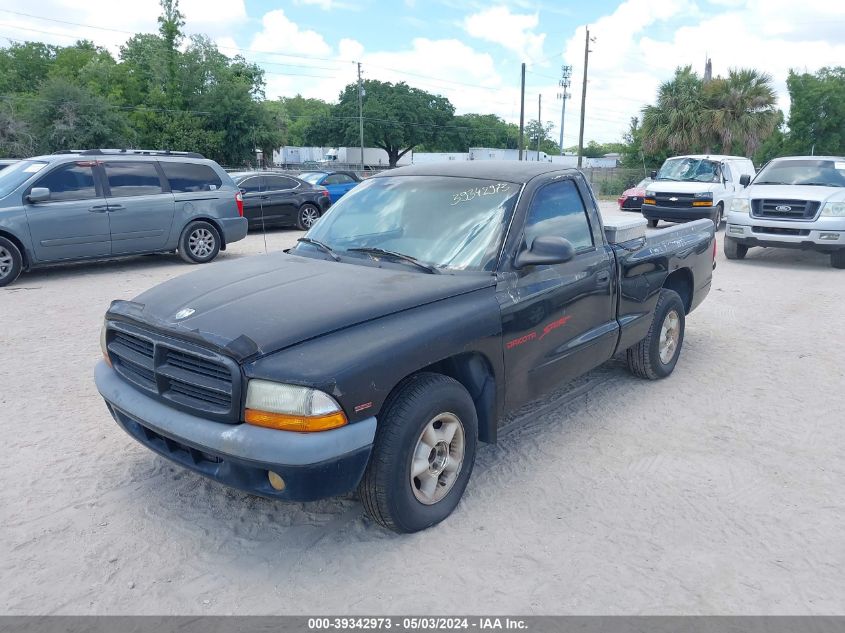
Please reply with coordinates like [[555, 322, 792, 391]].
[[498, 177, 617, 408]]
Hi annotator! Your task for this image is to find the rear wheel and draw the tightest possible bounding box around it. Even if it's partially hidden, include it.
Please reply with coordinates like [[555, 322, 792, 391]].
[[296, 204, 321, 230], [359, 373, 478, 533], [832, 250, 845, 269], [723, 236, 748, 260], [0, 236, 23, 287], [179, 221, 220, 264], [626, 289, 685, 380]]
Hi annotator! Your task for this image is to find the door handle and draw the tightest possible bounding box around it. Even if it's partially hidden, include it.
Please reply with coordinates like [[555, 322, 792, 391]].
[[108, 204, 125, 212], [596, 271, 611, 283], [88, 205, 109, 213]]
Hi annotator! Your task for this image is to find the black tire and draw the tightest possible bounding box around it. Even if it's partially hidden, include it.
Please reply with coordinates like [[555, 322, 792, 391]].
[[711, 203, 724, 230], [296, 204, 321, 231], [723, 236, 748, 260], [832, 250, 845, 269], [0, 236, 23, 287], [626, 288, 686, 380], [359, 372, 478, 534], [648, 219, 659, 228], [178, 221, 220, 264]]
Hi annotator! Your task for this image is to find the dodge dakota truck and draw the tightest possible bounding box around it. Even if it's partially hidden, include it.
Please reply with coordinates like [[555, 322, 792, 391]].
[[95, 162, 716, 533]]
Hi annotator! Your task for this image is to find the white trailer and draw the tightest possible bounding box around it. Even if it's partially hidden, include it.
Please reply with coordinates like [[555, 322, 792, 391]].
[[320, 147, 413, 168]]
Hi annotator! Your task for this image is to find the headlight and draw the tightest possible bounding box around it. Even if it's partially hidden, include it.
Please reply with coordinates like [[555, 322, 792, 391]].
[[731, 198, 751, 213], [694, 191, 714, 199], [100, 322, 111, 366], [244, 379, 347, 432], [821, 201, 845, 217], [645, 190, 655, 197]]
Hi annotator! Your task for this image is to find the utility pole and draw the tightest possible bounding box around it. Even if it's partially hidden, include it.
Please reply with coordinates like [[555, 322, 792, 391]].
[[518, 63, 526, 161], [537, 94, 542, 161], [357, 62, 365, 173], [557, 65, 572, 156], [577, 28, 594, 169]]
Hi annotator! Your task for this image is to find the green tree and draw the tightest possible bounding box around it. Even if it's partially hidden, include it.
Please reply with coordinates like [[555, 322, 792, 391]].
[[157, 0, 185, 106], [784, 67, 845, 156], [641, 66, 707, 155], [306, 80, 455, 167], [267, 95, 332, 146], [524, 119, 560, 155]]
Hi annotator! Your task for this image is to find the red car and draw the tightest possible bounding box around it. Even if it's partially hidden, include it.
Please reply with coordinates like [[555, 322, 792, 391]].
[[618, 178, 652, 211]]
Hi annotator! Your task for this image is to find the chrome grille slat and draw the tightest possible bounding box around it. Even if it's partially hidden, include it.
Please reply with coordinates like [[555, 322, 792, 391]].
[[751, 199, 819, 220]]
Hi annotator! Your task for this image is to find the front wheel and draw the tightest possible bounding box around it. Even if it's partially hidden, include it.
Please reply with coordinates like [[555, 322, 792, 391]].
[[359, 373, 478, 533], [832, 250, 845, 269], [179, 221, 221, 264], [296, 204, 321, 230], [724, 236, 748, 260], [711, 203, 724, 230], [626, 288, 686, 380], [0, 236, 23, 287]]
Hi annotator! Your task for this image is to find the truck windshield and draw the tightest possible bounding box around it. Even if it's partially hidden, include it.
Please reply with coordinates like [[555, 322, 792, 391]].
[[754, 159, 845, 187], [0, 160, 48, 198], [656, 158, 720, 182], [297, 175, 520, 272]]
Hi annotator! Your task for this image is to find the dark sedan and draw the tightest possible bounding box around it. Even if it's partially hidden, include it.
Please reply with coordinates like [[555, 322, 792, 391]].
[[231, 172, 331, 230]]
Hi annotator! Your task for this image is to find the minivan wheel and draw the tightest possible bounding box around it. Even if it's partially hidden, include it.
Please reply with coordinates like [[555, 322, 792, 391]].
[[296, 204, 321, 230], [0, 237, 23, 287], [179, 221, 220, 264], [359, 372, 478, 534], [832, 250, 845, 269]]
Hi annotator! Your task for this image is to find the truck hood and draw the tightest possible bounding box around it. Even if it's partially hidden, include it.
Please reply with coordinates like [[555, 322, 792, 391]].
[[108, 252, 496, 360], [647, 181, 718, 194], [740, 184, 845, 202]]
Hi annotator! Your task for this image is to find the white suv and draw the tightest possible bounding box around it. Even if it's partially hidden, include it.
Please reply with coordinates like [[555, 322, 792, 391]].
[[725, 156, 845, 269]]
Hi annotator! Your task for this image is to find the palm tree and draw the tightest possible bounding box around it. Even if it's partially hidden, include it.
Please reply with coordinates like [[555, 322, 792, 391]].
[[702, 69, 778, 156], [641, 67, 706, 154]]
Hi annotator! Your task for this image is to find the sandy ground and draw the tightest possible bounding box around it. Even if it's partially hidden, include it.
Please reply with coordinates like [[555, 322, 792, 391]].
[[1, 201, 844, 615]]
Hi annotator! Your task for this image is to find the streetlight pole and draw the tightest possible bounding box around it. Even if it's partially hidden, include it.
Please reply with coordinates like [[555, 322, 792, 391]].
[[577, 28, 595, 169]]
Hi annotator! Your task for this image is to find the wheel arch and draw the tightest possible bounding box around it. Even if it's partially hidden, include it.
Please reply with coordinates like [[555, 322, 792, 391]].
[[663, 268, 694, 314], [0, 229, 29, 270], [184, 216, 227, 251]]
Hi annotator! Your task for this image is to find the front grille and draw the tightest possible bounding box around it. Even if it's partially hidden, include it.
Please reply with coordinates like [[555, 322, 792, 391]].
[[107, 323, 239, 421], [652, 192, 696, 208], [752, 226, 811, 237], [751, 199, 819, 220]]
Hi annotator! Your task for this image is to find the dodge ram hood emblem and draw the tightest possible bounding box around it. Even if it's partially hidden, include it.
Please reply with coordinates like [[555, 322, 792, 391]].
[[775, 205, 792, 211], [174, 308, 196, 320]]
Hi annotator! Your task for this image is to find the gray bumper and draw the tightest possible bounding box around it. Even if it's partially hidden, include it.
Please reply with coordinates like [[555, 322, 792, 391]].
[[95, 361, 376, 500], [218, 216, 248, 245]]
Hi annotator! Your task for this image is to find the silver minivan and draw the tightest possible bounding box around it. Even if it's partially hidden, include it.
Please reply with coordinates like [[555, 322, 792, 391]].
[[0, 149, 248, 286]]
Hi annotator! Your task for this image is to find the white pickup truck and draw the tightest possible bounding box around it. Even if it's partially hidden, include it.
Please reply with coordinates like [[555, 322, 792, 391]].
[[724, 156, 845, 269]]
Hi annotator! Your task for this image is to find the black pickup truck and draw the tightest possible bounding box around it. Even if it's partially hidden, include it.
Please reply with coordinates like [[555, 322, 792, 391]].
[[95, 162, 715, 533]]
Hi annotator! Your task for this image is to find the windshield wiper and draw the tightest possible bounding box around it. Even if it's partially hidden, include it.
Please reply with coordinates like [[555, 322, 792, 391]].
[[296, 237, 340, 261], [753, 181, 788, 185], [347, 247, 440, 274], [802, 182, 843, 187]]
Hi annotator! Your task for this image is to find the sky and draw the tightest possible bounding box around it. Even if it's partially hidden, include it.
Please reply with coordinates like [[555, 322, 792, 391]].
[[1, 0, 844, 147]]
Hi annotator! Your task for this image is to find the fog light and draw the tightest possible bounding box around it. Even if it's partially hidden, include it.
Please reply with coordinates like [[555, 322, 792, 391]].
[[729, 225, 745, 235], [819, 232, 840, 241], [268, 471, 286, 491]]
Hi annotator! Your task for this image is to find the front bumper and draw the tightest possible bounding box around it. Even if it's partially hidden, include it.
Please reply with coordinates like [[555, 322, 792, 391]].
[[95, 361, 376, 501], [218, 216, 248, 246], [641, 203, 714, 222], [725, 213, 845, 251]]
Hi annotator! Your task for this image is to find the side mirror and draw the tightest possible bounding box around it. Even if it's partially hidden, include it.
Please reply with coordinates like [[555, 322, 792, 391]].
[[27, 187, 50, 203], [514, 236, 575, 269], [739, 174, 751, 187], [649, 170, 658, 179]]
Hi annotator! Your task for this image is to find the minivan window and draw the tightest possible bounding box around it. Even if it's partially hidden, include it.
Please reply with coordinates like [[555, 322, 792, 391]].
[[524, 180, 593, 252], [0, 160, 48, 198], [161, 162, 223, 193], [104, 162, 163, 197], [32, 163, 98, 202]]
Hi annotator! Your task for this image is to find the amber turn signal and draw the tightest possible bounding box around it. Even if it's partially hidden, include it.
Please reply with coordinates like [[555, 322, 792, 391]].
[[245, 409, 348, 432]]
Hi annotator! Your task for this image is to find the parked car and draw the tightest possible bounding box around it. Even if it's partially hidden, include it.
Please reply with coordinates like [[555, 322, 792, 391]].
[[0, 159, 18, 171], [0, 149, 247, 287], [298, 170, 361, 202], [230, 171, 331, 231], [641, 155, 755, 228], [725, 156, 845, 268], [95, 161, 715, 533], [617, 177, 652, 210]]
